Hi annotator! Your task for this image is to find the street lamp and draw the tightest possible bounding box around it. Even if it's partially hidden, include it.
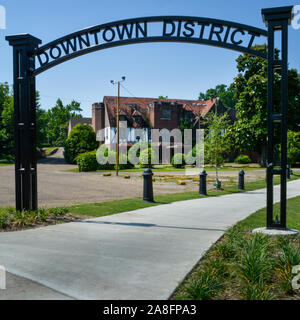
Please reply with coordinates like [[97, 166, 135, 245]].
[[110, 76, 126, 176]]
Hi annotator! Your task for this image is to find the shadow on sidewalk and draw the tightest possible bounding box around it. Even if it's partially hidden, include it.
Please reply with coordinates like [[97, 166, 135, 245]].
[[75, 220, 226, 232]]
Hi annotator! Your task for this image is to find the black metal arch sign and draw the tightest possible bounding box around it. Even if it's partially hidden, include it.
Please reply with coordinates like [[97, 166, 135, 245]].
[[34, 16, 268, 75], [6, 6, 294, 230]]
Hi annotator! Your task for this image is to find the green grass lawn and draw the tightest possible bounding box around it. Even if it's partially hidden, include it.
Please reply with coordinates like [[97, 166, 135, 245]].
[[66, 174, 300, 217], [237, 195, 300, 231]]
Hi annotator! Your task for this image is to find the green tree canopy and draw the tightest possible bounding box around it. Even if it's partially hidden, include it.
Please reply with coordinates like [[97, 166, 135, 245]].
[[198, 84, 237, 109], [282, 131, 300, 166], [0, 83, 14, 158], [64, 123, 98, 164], [36, 92, 49, 147], [47, 99, 82, 146], [227, 44, 300, 156], [0, 83, 84, 158]]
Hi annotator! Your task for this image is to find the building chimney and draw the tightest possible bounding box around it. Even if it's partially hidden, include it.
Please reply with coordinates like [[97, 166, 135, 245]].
[[92, 103, 105, 144]]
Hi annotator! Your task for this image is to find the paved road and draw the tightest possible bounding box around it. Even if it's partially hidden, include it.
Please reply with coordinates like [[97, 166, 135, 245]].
[[0, 179, 299, 300], [0, 148, 266, 207], [0, 148, 198, 207]]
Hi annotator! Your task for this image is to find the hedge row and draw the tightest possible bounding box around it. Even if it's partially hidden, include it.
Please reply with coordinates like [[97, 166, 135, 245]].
[[76, 149, 206, 171], [76, 150, 134, 172]]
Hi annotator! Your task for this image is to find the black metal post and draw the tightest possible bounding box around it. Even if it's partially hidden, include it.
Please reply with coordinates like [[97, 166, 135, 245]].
[[262, 6, 293, 230], [286, 164, 291, 180], [142, 168, 154, 202], [6, 34, 41, 211], [238, 170, 245, 191], [199, 170, 207, 196]]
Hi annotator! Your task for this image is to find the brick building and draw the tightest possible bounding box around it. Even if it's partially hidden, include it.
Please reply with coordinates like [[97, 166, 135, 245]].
[[90, 96, 236, 147], [68, 117, 92, 134], [68, 96, 236, 161]]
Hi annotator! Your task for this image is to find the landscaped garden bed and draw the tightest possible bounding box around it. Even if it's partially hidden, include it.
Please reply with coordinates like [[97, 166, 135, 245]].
[[171, 196, 300, 300], [0, 207, 89, 232]]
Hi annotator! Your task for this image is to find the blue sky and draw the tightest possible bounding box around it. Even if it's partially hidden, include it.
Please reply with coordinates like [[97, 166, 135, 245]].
[[0, 0, 299, 117]]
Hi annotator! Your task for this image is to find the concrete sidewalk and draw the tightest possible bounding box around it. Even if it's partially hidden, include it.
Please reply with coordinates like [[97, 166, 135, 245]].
[[0, 180, 299, 300]]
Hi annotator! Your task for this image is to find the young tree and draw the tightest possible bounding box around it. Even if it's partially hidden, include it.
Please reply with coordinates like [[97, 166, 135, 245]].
[[204, 112, 230, 189]]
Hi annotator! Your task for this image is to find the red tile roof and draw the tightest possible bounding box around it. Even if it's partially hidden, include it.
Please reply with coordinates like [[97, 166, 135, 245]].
[[182, 99, 217, 117]]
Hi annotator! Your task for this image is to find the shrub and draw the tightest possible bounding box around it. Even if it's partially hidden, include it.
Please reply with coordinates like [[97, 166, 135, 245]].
[[214, 241, 236, 261], [237, 234, 271, 283], [183, 269, 222, 300], [128, 142, 150, 165], [287, 131, 300, 165], [76, 147, 124, 172], [139, 148, 157, 168], [64, 124, 98, 164], [118, 153, 135, 170], [275, 237, 300, 293], [242, 280, 275, 300], [0, 212, 10, 229], [186, 145, 197, 165], [236, 234, 274, 299], [0, 207, 69, 230], [236, 154, 251, 164], [105, 151, 117, 170], [14, 210, 33, 227], [93, 145, 134, 171], [171, 153, 185, 168], [76, 150, 99, 172], [47, 207, 68, 216], [96, 145, 115, 170], [185, 143, 207, 165]]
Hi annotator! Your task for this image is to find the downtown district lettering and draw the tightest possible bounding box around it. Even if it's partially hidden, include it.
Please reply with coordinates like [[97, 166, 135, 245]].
[[34, 17, 267, 74]]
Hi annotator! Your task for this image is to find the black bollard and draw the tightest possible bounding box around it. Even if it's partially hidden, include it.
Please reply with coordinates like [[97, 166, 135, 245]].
[[287, 164, 291, 179], [142, 168, 154, 202], [238, 170, 245, 191], [199, 170, 207, 196]]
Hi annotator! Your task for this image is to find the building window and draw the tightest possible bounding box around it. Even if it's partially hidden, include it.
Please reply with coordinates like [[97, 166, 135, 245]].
[[119, 115, 127, 122], [134, 115, 142, 125], [160, 108, 171, 120]]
